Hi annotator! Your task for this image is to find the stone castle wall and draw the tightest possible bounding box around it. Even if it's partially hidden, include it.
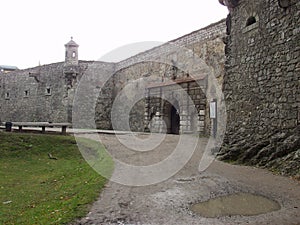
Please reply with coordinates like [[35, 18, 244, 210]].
[[111, 19, 226, 133], [219, 0, 300, 175], [76, 61, 115, 129], [0, 62, 68, 122], [116, 19, 226, 72], [0, 61, 115, 126], [0, 19, 226, 135], [0, 0, 298, 176]]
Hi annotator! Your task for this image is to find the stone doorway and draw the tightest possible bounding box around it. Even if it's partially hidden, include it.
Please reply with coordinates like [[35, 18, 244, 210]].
[[170, 105, 180, 134], [169, 101, 180, 134]]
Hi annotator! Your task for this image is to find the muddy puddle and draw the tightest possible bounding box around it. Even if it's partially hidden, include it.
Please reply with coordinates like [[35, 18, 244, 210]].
[[191, 192, 281, 218]]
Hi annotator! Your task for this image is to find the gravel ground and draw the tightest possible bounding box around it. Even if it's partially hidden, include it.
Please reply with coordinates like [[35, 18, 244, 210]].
[[72, 133, 300, 225]]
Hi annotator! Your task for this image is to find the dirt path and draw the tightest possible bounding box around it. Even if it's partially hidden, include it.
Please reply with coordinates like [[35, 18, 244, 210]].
[[72, 133, 300, 225]]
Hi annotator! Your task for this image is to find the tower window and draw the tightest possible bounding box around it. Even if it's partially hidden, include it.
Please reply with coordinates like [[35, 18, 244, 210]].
[[24, 90, 29, 98], [45, 87, 52, 96], [243, 15, 259, 33], [246, 16, 256, 26], [72, 51, 76, 58], [5, 92, 10, 100]]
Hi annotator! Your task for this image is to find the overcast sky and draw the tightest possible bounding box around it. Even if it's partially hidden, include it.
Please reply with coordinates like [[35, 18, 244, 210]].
[[0, 0, 228, 69]]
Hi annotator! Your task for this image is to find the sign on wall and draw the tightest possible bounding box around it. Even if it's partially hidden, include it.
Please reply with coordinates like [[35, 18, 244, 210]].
[[210, 101, 216, 119]]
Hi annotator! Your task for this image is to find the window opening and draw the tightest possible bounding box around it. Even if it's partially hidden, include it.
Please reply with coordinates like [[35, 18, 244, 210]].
[[24, 90, 29, 97], [45, 87, 51, 95], [246, 16, 256, 26]]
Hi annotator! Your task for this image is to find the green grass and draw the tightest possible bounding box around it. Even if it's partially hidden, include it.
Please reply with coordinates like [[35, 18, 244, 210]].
[[0, 132, 113, 225]]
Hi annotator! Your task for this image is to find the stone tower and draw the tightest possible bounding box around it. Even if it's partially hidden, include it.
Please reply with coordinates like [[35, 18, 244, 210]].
[[63, 37, 79, 123], [64, 37, 79, 81], [64, 37, 79, 66]]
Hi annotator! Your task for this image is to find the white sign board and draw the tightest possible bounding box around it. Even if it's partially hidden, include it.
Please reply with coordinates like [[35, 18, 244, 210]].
[[210, 102, 216, 119]]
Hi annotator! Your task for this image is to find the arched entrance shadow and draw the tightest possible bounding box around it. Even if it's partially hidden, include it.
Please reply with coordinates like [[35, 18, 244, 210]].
[[170, 104, 180, 134], [164, 100, 180, 134]]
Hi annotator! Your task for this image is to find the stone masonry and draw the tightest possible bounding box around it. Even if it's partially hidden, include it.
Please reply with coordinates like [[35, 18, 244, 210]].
[[0, 0, 299, 176], [112, 20, 226, 134], [218, 0, 300, 176], [0, 20, 226, 137]]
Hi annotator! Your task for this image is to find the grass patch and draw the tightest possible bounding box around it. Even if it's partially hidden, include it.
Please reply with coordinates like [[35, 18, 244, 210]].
[[0, 132, 113, 225]]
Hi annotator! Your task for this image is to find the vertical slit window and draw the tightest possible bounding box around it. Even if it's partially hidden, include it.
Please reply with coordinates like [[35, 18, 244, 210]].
[[45, 87, 52, 96], [5, 92, 10, 100], [24, 90, 29, 97]]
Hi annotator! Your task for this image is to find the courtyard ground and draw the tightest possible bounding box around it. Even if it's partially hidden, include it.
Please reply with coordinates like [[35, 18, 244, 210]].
[[72, 133, 300, 225]]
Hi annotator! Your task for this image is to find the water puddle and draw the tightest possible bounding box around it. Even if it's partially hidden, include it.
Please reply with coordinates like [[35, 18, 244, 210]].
[[191, 193, 280, 218]]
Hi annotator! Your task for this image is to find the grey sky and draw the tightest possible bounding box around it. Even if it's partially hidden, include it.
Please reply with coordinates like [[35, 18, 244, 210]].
[[0, 0, 228, 69]]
